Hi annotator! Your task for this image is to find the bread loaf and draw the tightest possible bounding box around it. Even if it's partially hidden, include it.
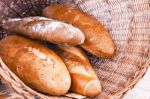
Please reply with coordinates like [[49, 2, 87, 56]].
[[3, 17, 85, 45], [43, 4, 115, 58], [53, 45, 101, 96], [0, 35, 71, 96]]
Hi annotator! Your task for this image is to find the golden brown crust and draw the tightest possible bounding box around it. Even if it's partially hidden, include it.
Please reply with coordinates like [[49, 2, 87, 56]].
[[53, 45, 101, 96], [0, 35, 71, 96], [3, 17, 85, 45], [43, 4, 115, 58]]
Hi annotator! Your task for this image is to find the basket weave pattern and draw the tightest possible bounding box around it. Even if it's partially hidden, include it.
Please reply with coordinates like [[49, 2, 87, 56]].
[[0, 0, 150, 98]]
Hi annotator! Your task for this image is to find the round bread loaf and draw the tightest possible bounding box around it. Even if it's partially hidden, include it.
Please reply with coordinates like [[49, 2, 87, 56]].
[[43, 4, 115, 58], [3, 17, 85, 45], [53, 45, 101, 96], [0, 35, 71, 96]]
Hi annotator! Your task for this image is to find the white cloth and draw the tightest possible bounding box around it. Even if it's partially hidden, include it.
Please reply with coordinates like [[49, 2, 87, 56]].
[[124, 67, 150, 99]]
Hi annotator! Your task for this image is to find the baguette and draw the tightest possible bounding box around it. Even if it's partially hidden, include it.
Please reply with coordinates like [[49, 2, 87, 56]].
[[53, 45, 101, 96], [0, 35, 71, 96], [43, 4, 115, 58], [3, 17, 85, 45]]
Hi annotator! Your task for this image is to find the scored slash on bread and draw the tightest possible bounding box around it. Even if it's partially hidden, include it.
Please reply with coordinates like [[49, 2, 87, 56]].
[[2, 16, 85, 45], [43, 4, 116, 58], [53, 45, 101, 96]]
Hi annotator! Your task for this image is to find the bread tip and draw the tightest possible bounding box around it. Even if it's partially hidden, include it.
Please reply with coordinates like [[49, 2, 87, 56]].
[[105, 45, 115, 58], [84, 80, 101, 96], [98, 35, 116, 58], [42, 5, 55, 18]]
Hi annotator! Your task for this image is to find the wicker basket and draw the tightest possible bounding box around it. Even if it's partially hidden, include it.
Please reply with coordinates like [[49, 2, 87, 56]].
[[0, 0, 150, 99]]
